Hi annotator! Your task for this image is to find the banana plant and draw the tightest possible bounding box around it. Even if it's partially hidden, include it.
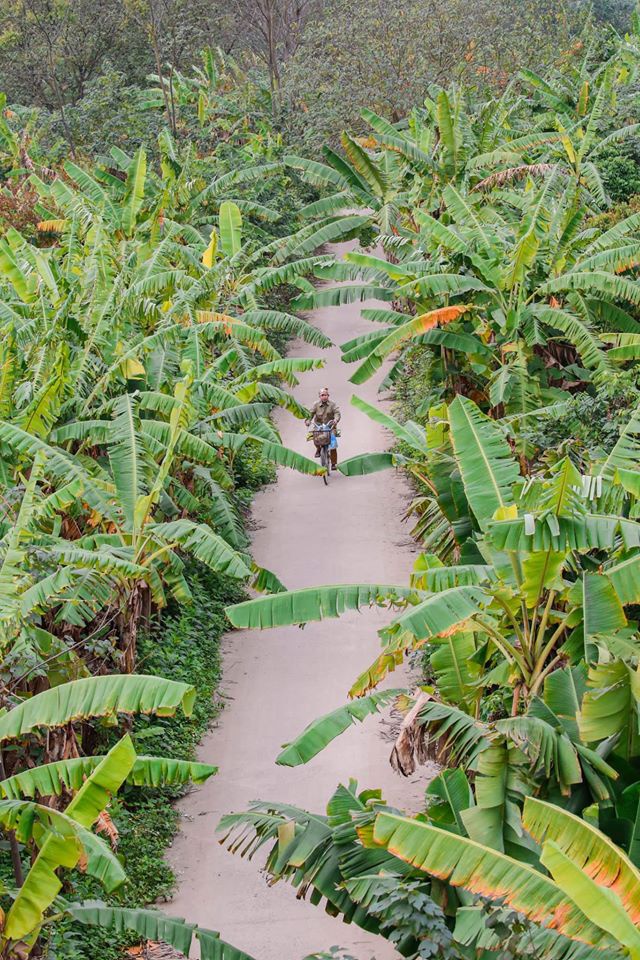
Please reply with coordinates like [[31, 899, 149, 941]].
[[218, 780, 428, 955], [0, 673, 254, 959], [0, 158, 332, 685], [284, 85, 524, 256], [373, 796, 640, 959], [0, 382, 251, 671], [219, 777, 617, 960], [31, 128, 284, 240], [504, 51, 640, 205], [298, 174, 640, 407], [283, 128, 414, 256], [227, 395, 640, 708]]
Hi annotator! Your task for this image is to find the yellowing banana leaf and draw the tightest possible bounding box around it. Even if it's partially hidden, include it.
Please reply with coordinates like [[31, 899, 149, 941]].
[[373, 812, 616, 949], [540, 842, 640, 958], [349, 305, 471, 385], [524, 797, 640, 927]]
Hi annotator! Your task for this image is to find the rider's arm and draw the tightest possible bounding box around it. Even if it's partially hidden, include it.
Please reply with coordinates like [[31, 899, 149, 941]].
[[332, 402, 341, 423], [305, 401, 317, 426]]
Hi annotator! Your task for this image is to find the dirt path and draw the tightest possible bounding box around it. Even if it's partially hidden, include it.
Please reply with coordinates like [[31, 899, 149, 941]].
[[167, 241, 424, 959]]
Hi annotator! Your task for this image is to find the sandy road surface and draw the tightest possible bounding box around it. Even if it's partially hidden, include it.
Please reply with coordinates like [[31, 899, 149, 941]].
[[167, 241, 424, 958]]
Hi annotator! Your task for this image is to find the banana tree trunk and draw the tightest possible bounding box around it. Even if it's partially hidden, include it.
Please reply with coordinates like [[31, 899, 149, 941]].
[[119, 582, 145, 674], [0, 752, 23, 888]]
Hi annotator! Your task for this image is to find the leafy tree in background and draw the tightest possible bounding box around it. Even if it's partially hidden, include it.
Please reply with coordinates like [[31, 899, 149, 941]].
[[230, 0, 321, 101], [124, 0, 227, 134], [587, 0, 636, 29], [0, 0, 597, 156], [0, 0, 144, 152], [278, 0, 584, 151]]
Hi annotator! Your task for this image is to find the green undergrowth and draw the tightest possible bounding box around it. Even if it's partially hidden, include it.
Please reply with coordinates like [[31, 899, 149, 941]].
[[46, 565, 245, 960]]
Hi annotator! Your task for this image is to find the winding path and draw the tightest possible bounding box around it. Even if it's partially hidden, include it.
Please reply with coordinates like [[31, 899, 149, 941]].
[[167, 241, 423, 959]]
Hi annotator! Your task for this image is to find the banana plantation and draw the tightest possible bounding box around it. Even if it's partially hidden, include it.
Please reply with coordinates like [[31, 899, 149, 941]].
[[1, 6, 640, 960]]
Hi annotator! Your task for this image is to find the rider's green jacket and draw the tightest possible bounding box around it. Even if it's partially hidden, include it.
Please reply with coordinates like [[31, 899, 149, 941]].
[[307, 399, 341, 425]]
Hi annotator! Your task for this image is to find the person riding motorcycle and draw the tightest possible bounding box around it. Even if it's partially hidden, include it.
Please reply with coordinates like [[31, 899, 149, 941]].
[[306, 387, 341, 470]]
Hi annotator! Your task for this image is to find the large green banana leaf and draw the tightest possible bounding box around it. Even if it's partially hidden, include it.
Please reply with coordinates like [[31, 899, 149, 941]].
[[411, 558, 495, 592], [235, 356, 325, 384], [0, 674, 196, 741], [383, 585, 488, 643], [337, 452, 396, 476], [341, 132, 386, 195], [276, 689, 404, 766], [218, 200, 243, 257], [606, 553, 640, 605], [448, 396, 520, 529], [431, 630, 482, 707], [147, 520, 250, 579], [0, 799, 125, 938], [224, 434, 324, 475], [282, 214, 369, 260], [0, 755, 217, 799], [283, 154, 350, 189], [121, 147, 147, 236], [605, 335, 640, 360], [578, 661, 640, 758], [348, 394, 429, 454], [66, 901, 257, 960], [239, 310, 331, 349], [582, 573, 627, 652], [2, 738, 134, 939], [293, 283, 394, 310], [226, 583, 418, 629], [488, 514, 640, 552]]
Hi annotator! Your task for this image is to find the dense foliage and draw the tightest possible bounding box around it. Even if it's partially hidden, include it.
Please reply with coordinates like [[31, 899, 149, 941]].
[[220, 17, 640, 960], [0, 53, 338, 960], [3, 4, 640, 960]]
